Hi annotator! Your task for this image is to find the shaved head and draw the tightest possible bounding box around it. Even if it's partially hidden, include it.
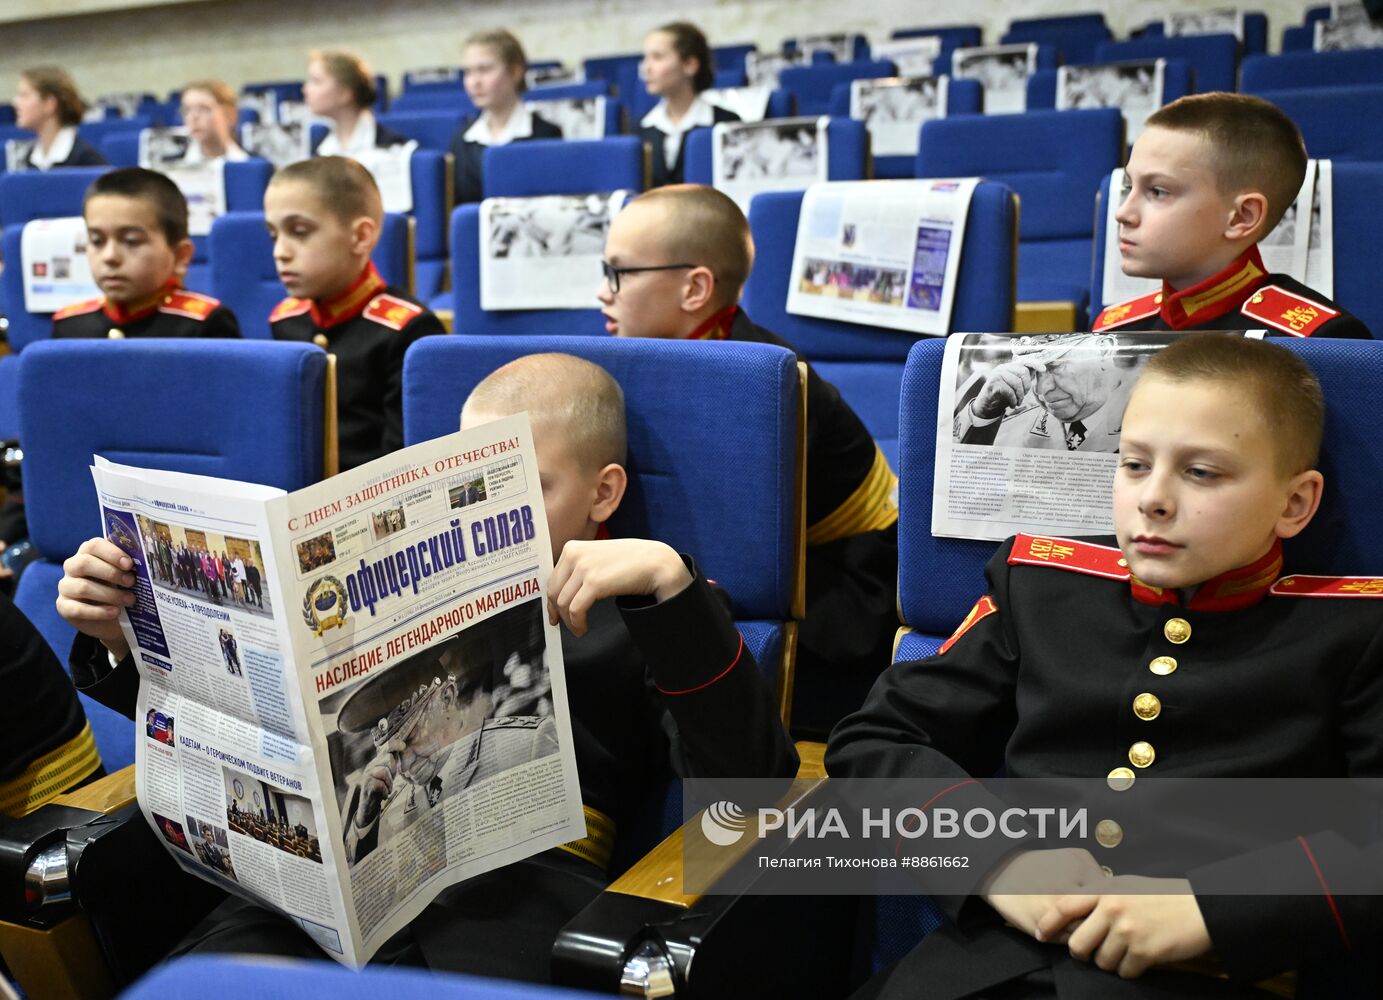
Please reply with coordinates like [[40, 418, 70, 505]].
[[620, 185, 754, 306]]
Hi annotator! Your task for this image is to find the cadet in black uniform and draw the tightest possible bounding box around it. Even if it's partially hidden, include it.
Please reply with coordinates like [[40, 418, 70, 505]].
[[638, 22, 739, 187], [1095, 93, 1372, 340], [448, 29, 562, 205], [57, 352, 795, 980], [51, 168, 239, 340], [263, 156, 444, 471], [599, 184, 898, 735]]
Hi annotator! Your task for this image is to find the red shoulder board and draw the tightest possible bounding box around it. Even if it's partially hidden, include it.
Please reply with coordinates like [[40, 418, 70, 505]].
[[53, 297, 103, 321], [1008, 533, 1130, 581], [270, 297, 313, 324], [1092, 290, 1162, 332], [1270, 575, 1383, 598], [1240, 285, 1339, 338], [159, 289, 219, 320], [938, 596, 998, 655], [363, 293, 423, 332]]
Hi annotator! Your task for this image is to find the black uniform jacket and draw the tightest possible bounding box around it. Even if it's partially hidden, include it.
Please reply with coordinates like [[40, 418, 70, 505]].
[[1092, 245, 1373, 339], [309, 120, 411, 156], [269, 264, 444, 471], [640, 103, 739, 188], [14, 133, 107, 170], [52, 284, 240, 340], [449, 112, 562, 206], [826, 533, 1383, 1000]]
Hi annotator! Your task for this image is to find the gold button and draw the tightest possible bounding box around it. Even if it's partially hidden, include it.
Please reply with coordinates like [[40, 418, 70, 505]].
[[1129, 741, 1156, 768], [1095, 819, 1123, 848], [312, 333, 329, 348], [1250, 292, 1263, 304], [1101, 865, 1114, 877], [1149, 655, 1178, 676], [1154, 292, 1163, 304], [108, 328, 125, 339], [1132, 693, 1161, 721], [1107, 766, 1135, 791], [1117, 558, 1128, 567], [1164, 618, 1191, 644]]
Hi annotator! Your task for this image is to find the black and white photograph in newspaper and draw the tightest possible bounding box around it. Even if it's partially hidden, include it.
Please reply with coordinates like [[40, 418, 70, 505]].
[[225, 769, 323, 863], [798, 33, 855, 62], [850, 76, 946, 157], [1056, 60, 1164, 142], [870, 37, 943, 77], [486, 194, 610, 259], [951, 43, 1037, 114], [744, 50, 807, 88], [139, 127, 194, 168], [526, 97, 604, 139], [1164, 8, 1244, 39], [136, 515, 272, 617], [324, 597, 554, 869], [240, 122, 309, 168], [1315, 14, 1383, 49]]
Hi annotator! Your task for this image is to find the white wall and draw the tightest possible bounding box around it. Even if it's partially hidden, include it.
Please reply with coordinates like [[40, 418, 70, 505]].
[[1, 0, 1316, 101]]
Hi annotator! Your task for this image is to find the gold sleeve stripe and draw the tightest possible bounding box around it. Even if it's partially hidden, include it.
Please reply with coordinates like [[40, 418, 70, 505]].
[[556, 804, 617, 872], [0, 723, 102, 818], [806, 445, 899, 546]]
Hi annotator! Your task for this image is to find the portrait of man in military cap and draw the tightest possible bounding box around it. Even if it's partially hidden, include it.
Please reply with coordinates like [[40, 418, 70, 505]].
[[951, 332, 1174, 453]]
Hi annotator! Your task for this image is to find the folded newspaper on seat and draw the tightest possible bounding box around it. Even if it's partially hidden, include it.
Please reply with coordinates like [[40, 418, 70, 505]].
[[93, 415, 583, 968]]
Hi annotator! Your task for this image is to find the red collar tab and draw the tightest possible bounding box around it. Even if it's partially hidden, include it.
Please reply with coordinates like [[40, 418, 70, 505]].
[[1007, 534, 1130, 580], [102, 278, 179, 325], [1092, 290, 1162, 331], [311, 263, 386, 329], [1159, 245, 1268, 330], [687, 303, 738, 341], [1271, 574, 1383, 598], [1131, 540, 1284, 612], [594, 523, 611, 541]]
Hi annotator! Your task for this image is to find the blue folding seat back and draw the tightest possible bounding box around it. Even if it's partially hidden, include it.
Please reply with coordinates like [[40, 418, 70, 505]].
[[389, 88, 476, 115], [407, 149, 450, 301], [784, 34, 871, 62], [682, 117, 869, 186], [403, 337, 799, 719], [1138, 12, 1268, 55], [525, 81, 610, 102], [482, 137, 644, 198], [242, 80, 303, 106], [1094, 35, 1239, 93], [0, 166, 110, 228], [76, 115, 152, 151], [713, 43, 757, 77], [1001, 19, 1112, 65], [1281, 24, 1314, 51], [0, 354, 17, 440], [581, 54, 643, 114], [918, 108, 1122, 310], [827, 78, 982, 180], [13, 338, 327, 769], [376, 109, 464, 153], [0, 106, 13, 125], [1242, 49, 1383, 91], [1254, 86, 1383, 163], [101, 131, 140, 167], [0, 224, 54, 351], [1025, 58, 1194, 111], [777, 60, 897, 117], [893, 25, 982, 49], [713, 68, 747, 89]]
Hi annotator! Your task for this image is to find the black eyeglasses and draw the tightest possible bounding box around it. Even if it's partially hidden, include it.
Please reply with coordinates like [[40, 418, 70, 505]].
[[601, 259, 695, 294]]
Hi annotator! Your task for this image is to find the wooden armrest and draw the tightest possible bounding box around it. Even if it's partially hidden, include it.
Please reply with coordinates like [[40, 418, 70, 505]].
[[1013, 301, 1079, 333], [52, 766, 135, 816]]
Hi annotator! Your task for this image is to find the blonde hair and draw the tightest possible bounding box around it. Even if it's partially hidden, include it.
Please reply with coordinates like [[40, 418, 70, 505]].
[[627, 184, 755, 306], [464, 29, 530, 93], [310, 49, 377, 108], [21, 66, 85, 126]]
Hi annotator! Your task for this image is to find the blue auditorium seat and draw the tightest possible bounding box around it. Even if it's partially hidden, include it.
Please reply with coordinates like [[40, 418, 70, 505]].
[[13, 339, 327, 770], [1241, 48, 1383, 91], [827, 77, 982, 179], [682, 117, 870, 189], [388, 86, 476, 115], [581, 53, 643, 114], [1095, 35, 1240, 93], [375, 109, 464, 153], [524, 81, 610, 102], [0, 105, 13, 125], [0, 355, 17, 441], [241, 80, 304, 106], [1025, 59, 1194, 112], [1001, 13, 1112, 64], [76, 115, 152, 151], [210, 211, 414, 338], [1252, 86, 1383, 163], [713, 42, 757, 77], [784, 33, 871, 62], [918, 107, 1123, 322], [777, 60, 897, 116], [1139, 12, 1269, 56], [402, 148, 451, 301], [100, 131, 139, 167], [741, 181, 1018, 467]]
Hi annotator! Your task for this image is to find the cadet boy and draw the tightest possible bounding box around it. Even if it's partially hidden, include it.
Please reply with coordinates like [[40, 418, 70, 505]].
[[1094, 93, 1371, 339], [53, 167, 240, 339], [56, 352, 796, 981], [599, 183, 898, 734], [265, 157, 445, 471]]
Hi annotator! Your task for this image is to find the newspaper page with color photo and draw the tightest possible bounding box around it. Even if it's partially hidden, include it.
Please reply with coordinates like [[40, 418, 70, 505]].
[[20, 216, 100, 313], [850, 75, 948, 157], [932, 332, 1253, 541], [1164, 8, 1245, 40], [951, 43, 1038, 114], [712, 116, 829, 215], [871, 36, 943, 77], [139, 127, 229, 236], [786, 178, 978, 335], [480, 191, 627, 310], [1055, 60, 1164, 143], [91, 416, 584, 968]]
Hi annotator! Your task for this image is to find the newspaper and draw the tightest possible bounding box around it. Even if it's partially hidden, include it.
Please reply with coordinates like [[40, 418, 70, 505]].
[[1315, 15, 1383, 49], [1099, 161, 1334, 308], [1332, 1, 1370, 19], [139, 127, 228, 237], [527, 66, 584, 88], [871, 36, 943, 77], [849, 75, 948, 158], [277, 101, 316, 128], [933, 332, 1261, 541], [405, 67, 463, 86], [951, 43, 1038, 115], [351, 143, 418, 214], [786, 178, 978, 335], [94, 417, 584, 968], [745, 50, 808, 88], [526, 96, 607, 139], [479, 191, 626, 310], [711, 116, 829, 215], [4, 138, 35, 173], [703, 86, 773, 123], [798, 33, 856, 63], [1164, 8, 1245, 40], [20, 216, 100, 313], [1055, 60, 1164, 144], [92, 92, 146, 120], [239, 91, 279, 127], [241, 122, 311, 168]]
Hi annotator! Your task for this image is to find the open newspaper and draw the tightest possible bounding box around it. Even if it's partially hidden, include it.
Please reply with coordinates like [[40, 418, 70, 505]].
[[850, 75, 948, 158], [94, 416, 584, 967], [933, 331, 1261, 541], [138, 127, 228, 236], [479, 191, 627, 310], [951, 43, 1037, 114], [712, 116, 829, 215], [1055, 59, 1164, 144]]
